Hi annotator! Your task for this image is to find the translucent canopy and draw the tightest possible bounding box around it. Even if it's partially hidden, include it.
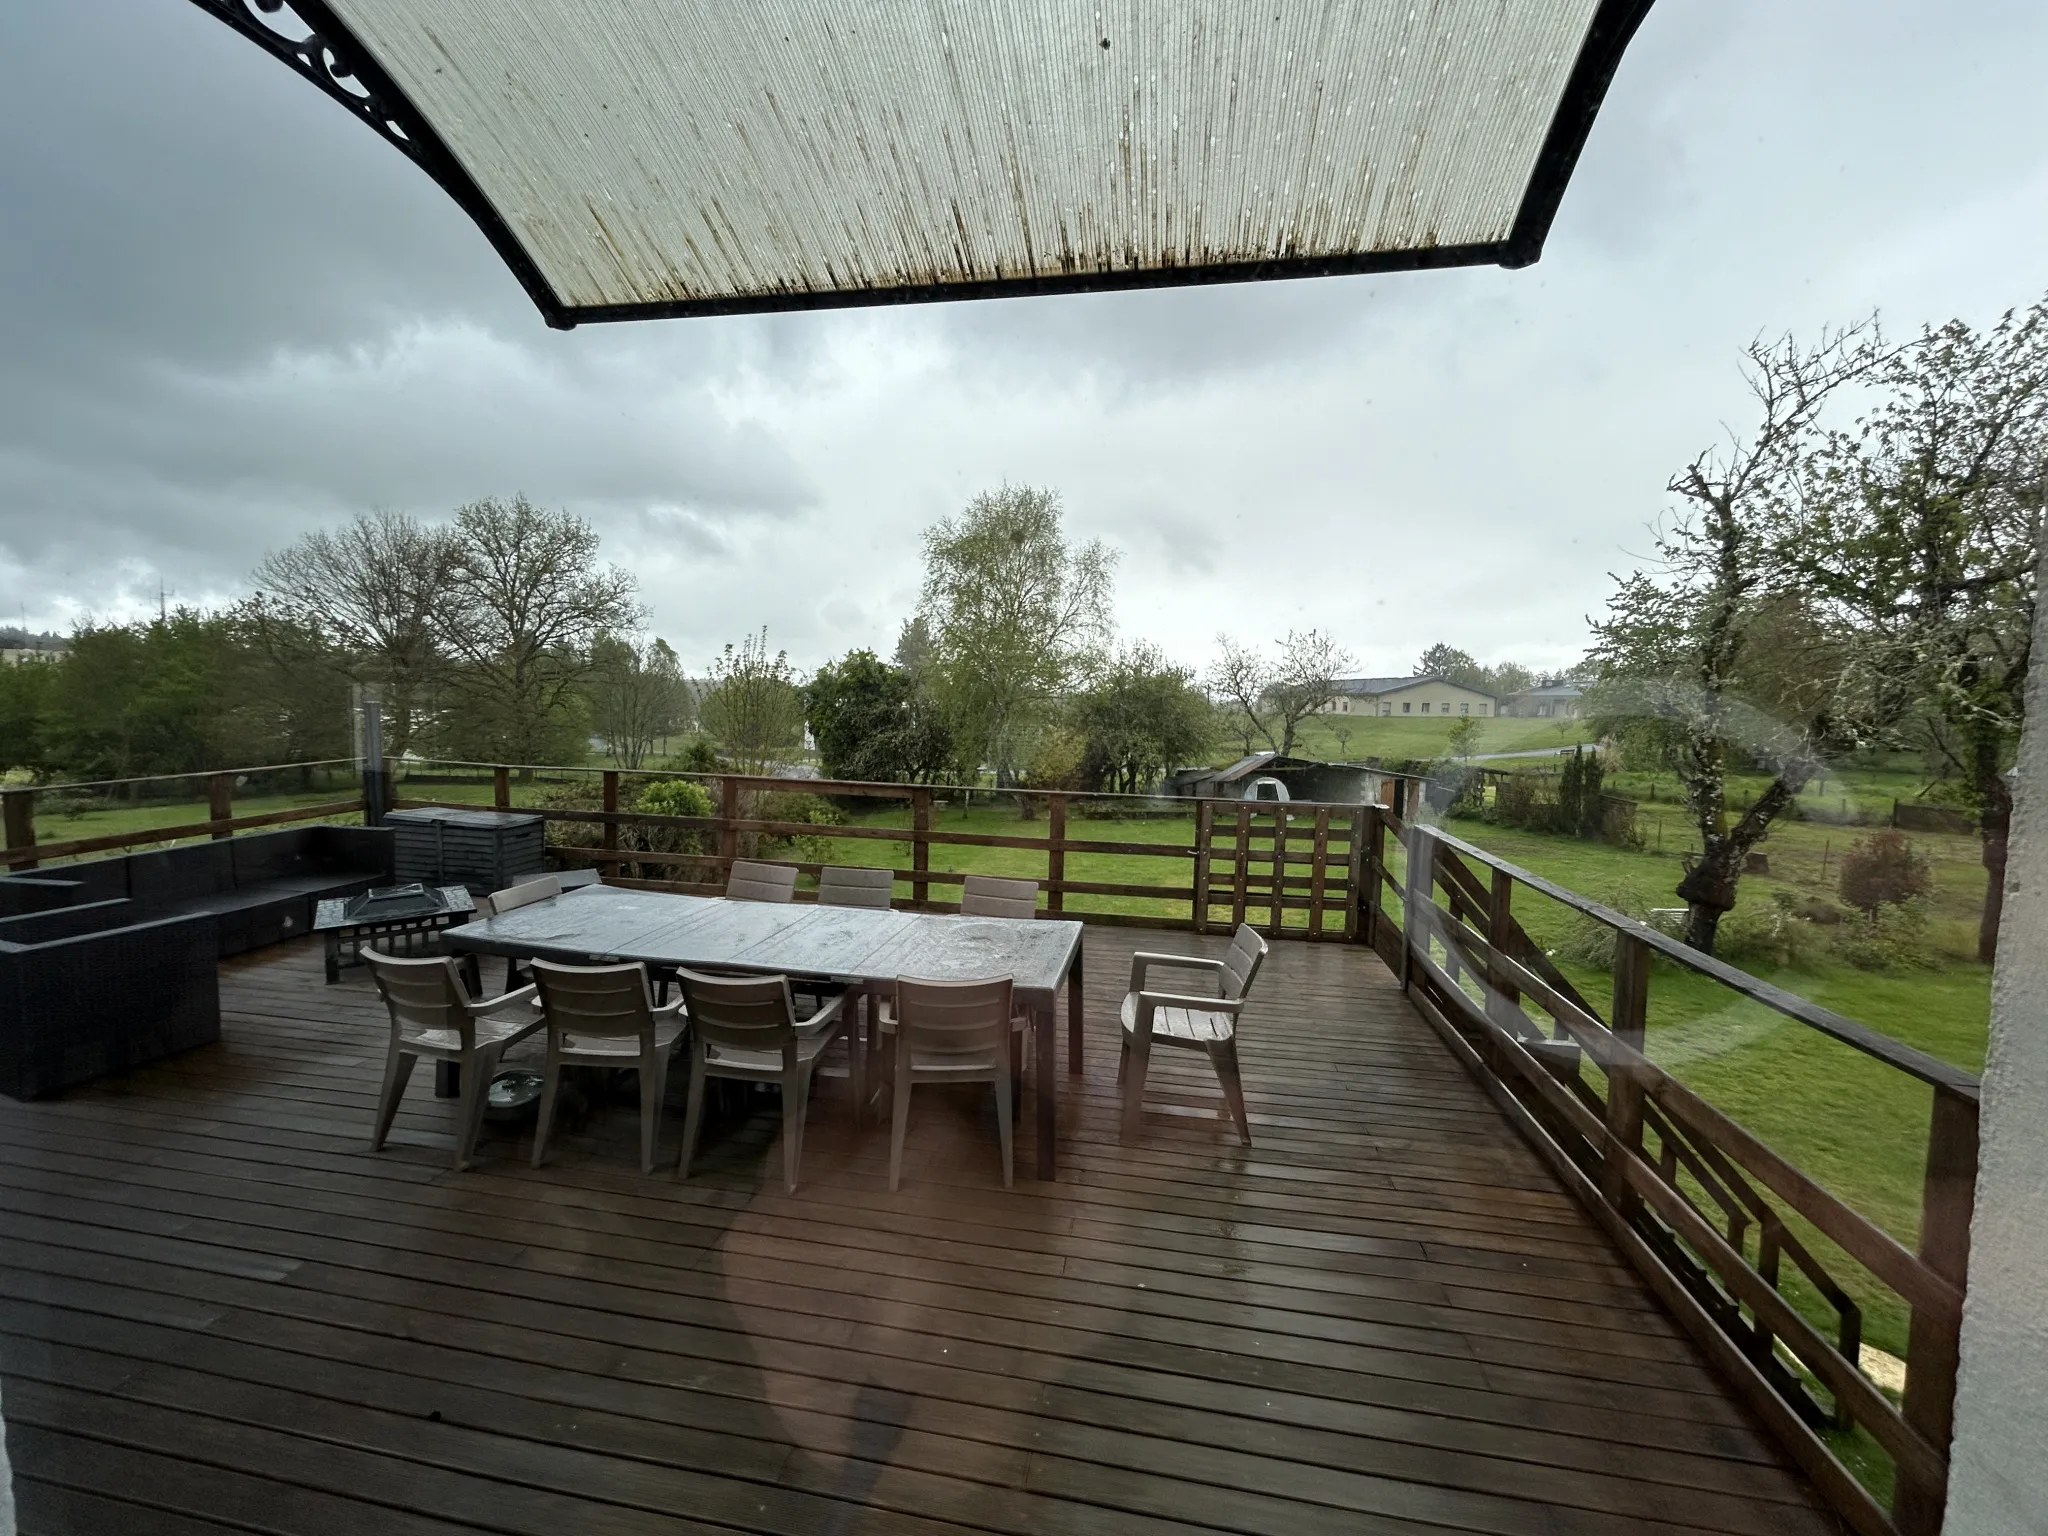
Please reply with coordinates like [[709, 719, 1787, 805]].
[[194, 0, 1654, 328]]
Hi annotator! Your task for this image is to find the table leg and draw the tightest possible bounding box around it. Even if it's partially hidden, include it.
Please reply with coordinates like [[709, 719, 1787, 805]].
[[1067, 943, 1085, 1075], [1036, 994, 1057, 1181], [435, 1060, 461, 1098], [324, 935, 340, 986]]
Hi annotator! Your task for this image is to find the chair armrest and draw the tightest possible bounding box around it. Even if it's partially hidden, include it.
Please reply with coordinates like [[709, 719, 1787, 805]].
[[1133, 988, 1245, 1017], [652, 997, 686, 1020], [1128, 951, 1225, 991], [467, 983, 538, 1015], [797, 990, 848, 1034]]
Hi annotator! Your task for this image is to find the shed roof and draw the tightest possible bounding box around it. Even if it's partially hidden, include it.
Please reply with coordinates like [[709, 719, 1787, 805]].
[[191, 1, 1655, 328]]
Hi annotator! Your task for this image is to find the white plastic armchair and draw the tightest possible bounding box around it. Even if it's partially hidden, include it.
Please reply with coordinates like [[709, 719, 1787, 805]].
[[364, 950, 545, 1171], [529, 958, 686, 1173], [1117, 923, 1268, 1146]]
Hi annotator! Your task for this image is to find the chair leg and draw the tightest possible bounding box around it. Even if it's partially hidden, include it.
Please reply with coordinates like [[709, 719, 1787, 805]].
[[849, 1000, 867, 1130], [781, 1065, 807, 1194], [638, 1048, 664, 1175], [1116, 1037, 1128, 1085], [1009, 1026, 1024, 1114], [1211, 1037, 1251, 1145], [994, 1069, 1014, 1190], [372, 1042, 417, 1151], [889, 1066, 914, 1193], [676, 1052, 708, 1181], [1119, 1035, 1151, 1145], [453, 1044, 500, 1171], [531, 1051, 561, 1168]]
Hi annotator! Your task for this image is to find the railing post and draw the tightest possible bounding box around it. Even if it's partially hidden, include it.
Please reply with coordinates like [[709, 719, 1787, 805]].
[[207, 773, 234, 839], [1360, 806, 1384, 947], [720, 775, 741, 870], [1231, 804, 1251, 929], [1045, 792, 1066, 916], [2, 788, 36, 872], [1602, 931, 1651, 1213], [1343, 807, 1367, 943], [910, 787, 932, 908], [1192, 798, 1215, 934], [492, 765, 511, 810], [1484, 867, 1521, 1032], [601, 770, 620, 868], [1400, 821, 1428, 991], [1268, 805, 1288, 932], [1895, 1085, 1979, 1535]]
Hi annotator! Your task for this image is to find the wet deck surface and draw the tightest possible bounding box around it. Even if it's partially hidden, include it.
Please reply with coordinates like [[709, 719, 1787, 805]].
[[0, 928, 1840, 1534]]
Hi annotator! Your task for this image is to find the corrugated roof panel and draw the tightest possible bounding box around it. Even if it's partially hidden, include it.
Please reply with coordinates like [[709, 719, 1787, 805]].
[[324, 0, 1605, 313]]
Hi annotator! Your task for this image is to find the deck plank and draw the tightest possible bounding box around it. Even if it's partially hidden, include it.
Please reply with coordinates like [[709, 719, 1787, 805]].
[[0, 929, 1842, 1535]]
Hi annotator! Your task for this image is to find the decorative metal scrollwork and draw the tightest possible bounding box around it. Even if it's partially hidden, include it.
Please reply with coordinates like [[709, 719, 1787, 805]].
[[191, 0, 422, 168]]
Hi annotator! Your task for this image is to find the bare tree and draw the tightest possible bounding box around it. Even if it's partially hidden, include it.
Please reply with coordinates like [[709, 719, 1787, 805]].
[[1208, 629, 1356, 758], [250, 510, 461, 756], [590, 635, 691, 769], [440, 496, 642, 765], [700, 629, 805, 775], [1590, 325, 1878, 955]]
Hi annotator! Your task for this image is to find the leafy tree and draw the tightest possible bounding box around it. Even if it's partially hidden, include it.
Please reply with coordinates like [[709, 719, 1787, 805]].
[[917, 485, 1116, 782], [250, 510, 461, 757], [1207, 629, 1356, 758], [1782, 301, 2048, 961], [44, 614, 223, 779], [1482, 661, 1536, 701], [589, 635, 691, 769], [1416, 643, 1485, 690], [1071, 644, 1214, 794], [1446, 714, 1482, 762], [1589, 326, 1877, 955], [700, 629, 805, 775], [437, 496, 641, 765], [804, 649, 953, 784], [0, 658, 56, 775]]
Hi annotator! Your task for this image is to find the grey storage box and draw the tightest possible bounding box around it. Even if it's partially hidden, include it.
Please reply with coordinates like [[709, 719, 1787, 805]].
[[387, 808, 546, 894]]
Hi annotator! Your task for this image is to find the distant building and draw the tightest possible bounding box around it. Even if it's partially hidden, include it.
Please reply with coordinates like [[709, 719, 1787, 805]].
[[0, 648, 61, 667], [1318, 674, 1498, 718], [1501, 682, 1585, 719]]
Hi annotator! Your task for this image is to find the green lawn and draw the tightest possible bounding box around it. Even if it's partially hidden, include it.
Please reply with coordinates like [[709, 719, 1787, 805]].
[[1281, 712, 1595, 764], [18, 783, 365, 860]]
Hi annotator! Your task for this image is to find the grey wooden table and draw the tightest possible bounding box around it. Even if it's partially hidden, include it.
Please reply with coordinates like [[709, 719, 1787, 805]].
[[441, 884, 1086, 1178]]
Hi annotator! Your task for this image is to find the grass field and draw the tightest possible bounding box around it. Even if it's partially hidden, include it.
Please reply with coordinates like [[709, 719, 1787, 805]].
[[1283, 712, 1595, 763]]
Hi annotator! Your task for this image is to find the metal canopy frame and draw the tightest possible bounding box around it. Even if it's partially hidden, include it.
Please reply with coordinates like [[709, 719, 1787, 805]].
[[191, 0, 1656, 331]]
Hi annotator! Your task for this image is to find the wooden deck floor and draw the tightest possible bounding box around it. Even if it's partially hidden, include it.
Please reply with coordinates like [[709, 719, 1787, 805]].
[[0, 929, 1843, 1536]]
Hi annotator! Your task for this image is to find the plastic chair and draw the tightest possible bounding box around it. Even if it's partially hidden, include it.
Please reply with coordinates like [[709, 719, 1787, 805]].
[[1118, 924, 1268, 1146], [727, 859, 798, 903], [674, 969, 848, 1192], [480, 874, 562, 989], [365, 950, 544, 1171], [959, 874, 1038, 919], [529, 959, 686, 1173], [816, 865, 893, 909], [889, 976, 1016, 1190]]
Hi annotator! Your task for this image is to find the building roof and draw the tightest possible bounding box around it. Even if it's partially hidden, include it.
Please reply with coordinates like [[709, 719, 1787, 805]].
[[1514, 682, 1586, 699], [189, 1, 1656, 328], [1331, 675, 1500, 701]]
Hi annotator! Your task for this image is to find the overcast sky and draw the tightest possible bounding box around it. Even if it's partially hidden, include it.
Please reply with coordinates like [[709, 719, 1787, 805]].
[[2, 2, 2045, 678]]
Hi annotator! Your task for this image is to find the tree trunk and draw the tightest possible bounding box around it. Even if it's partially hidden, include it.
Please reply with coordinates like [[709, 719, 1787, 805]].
[[1977, 747, 2012, 965], [1675, 771, 1809, 958]]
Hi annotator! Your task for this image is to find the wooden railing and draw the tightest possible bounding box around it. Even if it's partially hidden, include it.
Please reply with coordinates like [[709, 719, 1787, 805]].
[[1, 761, 362, 871], [1366, 813, 1975, 1536], [394, 769, 1377, 939]]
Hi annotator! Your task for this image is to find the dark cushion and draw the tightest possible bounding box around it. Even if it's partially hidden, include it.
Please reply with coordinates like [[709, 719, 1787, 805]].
[[0, 877, 90, 917], [128, 842, 236, 904], [0, 900, 138, 947], [228, 829, 317, 885], [306, 825, 396, 880]]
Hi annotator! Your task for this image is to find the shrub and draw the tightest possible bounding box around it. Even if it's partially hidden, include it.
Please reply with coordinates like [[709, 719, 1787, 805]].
[[1715, 892, 1829, 971], [1838, 830, 1932, 915], [1551, 882, 1655, 970], [1833, 900, 1937, 971], [639, 778, 714, 820]]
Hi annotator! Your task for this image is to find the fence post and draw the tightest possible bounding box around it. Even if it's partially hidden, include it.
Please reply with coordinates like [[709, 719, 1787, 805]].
[[1231, 805, 1251, 929], [2, 788, 35, 872], [493, 766, 511, 810], [910, 787, 932, 907], [207, 773, 234, 839], [1268, 805, 1288, 932], [1360, 806, 1384, 947], [1344, 807, 1367, 943], [1399, 822, 1428, 991], [1484, 867, 1521, 1032], [720, 776, 741, 871], [1895, 1085, 1979, 1535], [1308, 808, 1331, 938], [1602, 932, 1651, 1214], [1192, 799, 1215, 934], [601, 770, 620, 869], [1046, 793, 1066, 915]]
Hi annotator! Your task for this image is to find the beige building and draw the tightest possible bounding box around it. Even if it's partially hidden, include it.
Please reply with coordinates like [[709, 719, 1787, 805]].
[[1320, 675, 1498, 719]]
